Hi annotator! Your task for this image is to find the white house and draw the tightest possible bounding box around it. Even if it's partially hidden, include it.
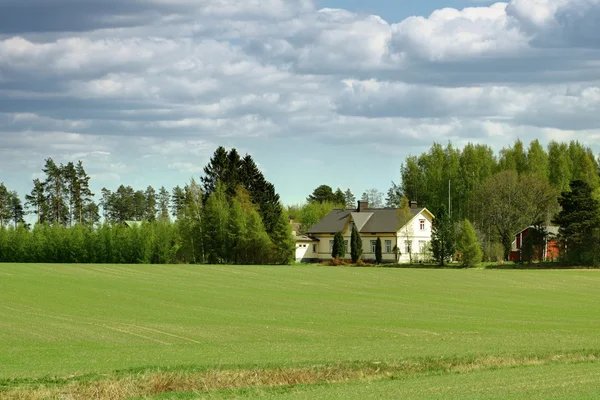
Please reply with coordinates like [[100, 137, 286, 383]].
[[296, 200, 434, 263]]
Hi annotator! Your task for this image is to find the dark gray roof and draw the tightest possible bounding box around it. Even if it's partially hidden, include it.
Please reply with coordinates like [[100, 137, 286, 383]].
[[295, 235, 319, 242], [306, 207, 428, 234]]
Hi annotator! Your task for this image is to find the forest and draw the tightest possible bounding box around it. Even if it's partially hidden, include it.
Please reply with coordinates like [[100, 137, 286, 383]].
[[1, 139, 600, 266], [0, 147, 295, 265]]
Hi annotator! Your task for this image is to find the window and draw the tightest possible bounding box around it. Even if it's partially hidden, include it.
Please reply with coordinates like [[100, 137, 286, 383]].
[[419, 219, 426, 231], [313, 244, 317, 253], [349, 221, 354, 233], [345, 240, 349, 253], [385, 240, 392, 253], [405, 240, 412, 254], [419, 240, 426, 254], [329, 240, 334, 254], [371, 240, 377, 253]]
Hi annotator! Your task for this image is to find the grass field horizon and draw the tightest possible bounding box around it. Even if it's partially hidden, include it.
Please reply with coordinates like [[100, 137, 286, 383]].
[[1, 263, 599, 398]]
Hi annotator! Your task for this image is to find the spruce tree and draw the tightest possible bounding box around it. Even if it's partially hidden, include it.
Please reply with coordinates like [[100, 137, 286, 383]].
[[144, 186, 158, 221], [457, 219, 482, 267], [375, 237, 383, 264], [431, 205, 455, 266], [553, 180, 600, 265], [332, 231, 345, 259], [350, 224, 362, 263]]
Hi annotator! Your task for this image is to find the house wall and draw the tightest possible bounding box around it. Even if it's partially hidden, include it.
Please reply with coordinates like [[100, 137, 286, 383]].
[[295, 241, 318, 262], [310, 233, 399, 262], [396, 211, 434, 263]]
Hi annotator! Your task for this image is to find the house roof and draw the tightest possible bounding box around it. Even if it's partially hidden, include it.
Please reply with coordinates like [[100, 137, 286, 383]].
[[124, 220, 143, 228], [514, 225, 559, 237], [306, 207, 429, 234], [295, 235, 319, 242]]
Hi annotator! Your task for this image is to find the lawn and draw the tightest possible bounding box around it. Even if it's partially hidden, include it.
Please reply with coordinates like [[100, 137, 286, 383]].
[[1, 264, 599, 398]]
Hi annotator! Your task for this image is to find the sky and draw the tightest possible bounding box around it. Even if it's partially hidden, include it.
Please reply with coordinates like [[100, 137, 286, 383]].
[[1, 0, 600, 207]]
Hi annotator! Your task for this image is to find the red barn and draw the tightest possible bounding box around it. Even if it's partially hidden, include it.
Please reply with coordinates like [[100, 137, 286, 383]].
[[509, 226, 560, 262]]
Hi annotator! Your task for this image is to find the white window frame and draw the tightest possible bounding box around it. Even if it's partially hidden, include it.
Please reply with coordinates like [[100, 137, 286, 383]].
[[419, 240, 426, 254], [419, 219, 426, 231], [313, 244, 317, 253], [329, 240, 334, 254], [385, 240, 392, 253], [405, 240, 412, 254], [371, 240, 377, 254]]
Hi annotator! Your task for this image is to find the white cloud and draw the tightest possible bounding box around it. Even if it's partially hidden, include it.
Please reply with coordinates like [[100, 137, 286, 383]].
[[1, 0, 600, 203]]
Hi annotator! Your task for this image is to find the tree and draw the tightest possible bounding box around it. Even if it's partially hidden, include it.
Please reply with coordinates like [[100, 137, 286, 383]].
[[158, 186, 170, 220], [350, 223, 362, 263], [375, 237, 382, 264], [9, 191, 25, 228], [385, 182, 402, 208], [171, 186, 186, 219], [361, 188, 384, 208], [41, 158, 68, 225], [471, 171, 557, 260], [270, 210, 296, 264], [333, 188, 346, 205], [332, 231, 345, 259], [553, 180, 600, 265], [0, 184, 11, 228], [74, 161, 94, 224], [344, 189, 356, 209], [25, 178, 48, 224], [457, 219, 482, 267], [144, 186, 158, 221], [307, 185, 336, 204], [299, 201, 338, 233], [202, 182, 229, 264], [431, 205, 455, 266]]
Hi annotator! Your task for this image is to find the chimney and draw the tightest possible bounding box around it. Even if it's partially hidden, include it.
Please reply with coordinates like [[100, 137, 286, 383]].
[[358, 200, 369, 212], [409, 201, 418, 209]]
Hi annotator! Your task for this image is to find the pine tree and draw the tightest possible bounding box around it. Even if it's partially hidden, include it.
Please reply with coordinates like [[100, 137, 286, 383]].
[[350, 224, 362, 263], [344, 189, 356, 209], [457, 219, 482, 267], [0, 184, 11, 228], [41, 158, 68, 225], [158, 186, 170, 221], [74, 161, 94, 224], [431, 205, 455, 266], [375, 237, 382, 264], [332, 231, 345, 259], [144, 186, 158, 221], [25, 178, 47, 224], [553, 180, 600, 265], [9, 191, 25, 228], [170, 186, 186, 219]]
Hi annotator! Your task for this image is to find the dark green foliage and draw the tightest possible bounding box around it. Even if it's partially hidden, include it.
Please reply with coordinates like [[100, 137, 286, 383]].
[[457, 219, 482, 267], [385, 182, 402, 208], [375, 237, 382, 264], [553, 180, 600, 266], [431, 205, 455, 266], [332, 232, 345, 259], [350, 224, 362, 263], [308, 185, 336, 204]]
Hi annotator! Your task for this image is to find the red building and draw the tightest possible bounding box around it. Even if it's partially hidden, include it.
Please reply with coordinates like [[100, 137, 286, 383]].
[[509, 226, 560, 262]]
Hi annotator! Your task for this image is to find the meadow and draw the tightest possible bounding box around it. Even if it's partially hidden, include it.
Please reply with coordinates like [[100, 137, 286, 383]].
[[1, 264, 599, 399]]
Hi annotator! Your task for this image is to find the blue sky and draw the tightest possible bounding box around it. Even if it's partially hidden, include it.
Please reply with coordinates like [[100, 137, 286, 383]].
[[1, 0, 600, 209]]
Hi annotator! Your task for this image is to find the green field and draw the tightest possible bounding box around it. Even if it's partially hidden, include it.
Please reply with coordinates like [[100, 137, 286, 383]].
[[1, 264, 600, 399]]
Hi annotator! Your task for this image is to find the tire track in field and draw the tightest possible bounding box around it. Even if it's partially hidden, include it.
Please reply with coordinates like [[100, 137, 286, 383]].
[[0, 305, 172, 345], [3, 303, 201, 344]]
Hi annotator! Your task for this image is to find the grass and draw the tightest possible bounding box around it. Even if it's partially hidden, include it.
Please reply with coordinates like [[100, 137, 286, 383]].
[[1, 264, 599, 398]]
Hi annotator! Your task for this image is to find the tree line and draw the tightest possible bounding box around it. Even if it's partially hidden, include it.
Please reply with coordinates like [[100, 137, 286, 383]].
[[410, 139, 600, 266], [0, 147, 295, 265]]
